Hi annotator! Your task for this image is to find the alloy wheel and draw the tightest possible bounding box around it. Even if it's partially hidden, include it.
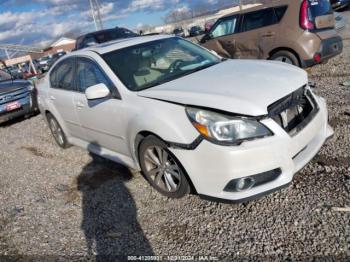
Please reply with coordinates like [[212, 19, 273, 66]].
[[143, 146, 181, 192], [274, 56, 293, 65], [49, 118, 64, 146]]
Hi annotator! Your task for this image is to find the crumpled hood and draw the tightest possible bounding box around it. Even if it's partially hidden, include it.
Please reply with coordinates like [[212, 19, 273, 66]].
[[0, 79, 31, 95], [138, 60, 308, 116]]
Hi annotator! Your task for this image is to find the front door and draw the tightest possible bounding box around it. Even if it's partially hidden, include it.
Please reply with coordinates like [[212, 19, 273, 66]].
[[73, 57, 129, 156], [201, 15, 240, 58]]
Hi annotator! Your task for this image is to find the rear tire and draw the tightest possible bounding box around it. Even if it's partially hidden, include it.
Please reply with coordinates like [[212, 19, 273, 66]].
[[138, 135, 191, 198], [270, 50, 300, 67], [47, 113, 70, 149]]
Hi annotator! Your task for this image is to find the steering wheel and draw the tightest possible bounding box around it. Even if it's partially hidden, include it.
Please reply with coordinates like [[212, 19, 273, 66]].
[[169, 59, 185, 73]]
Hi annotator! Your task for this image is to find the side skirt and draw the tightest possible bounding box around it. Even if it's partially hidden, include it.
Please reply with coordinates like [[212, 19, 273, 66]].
[[69, 137, 139, 171]]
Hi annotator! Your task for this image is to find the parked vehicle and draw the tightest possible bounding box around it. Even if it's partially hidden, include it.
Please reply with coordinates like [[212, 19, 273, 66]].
[[38, 35, 333, 202], [46, 51, 67, 71], [74, 27, 138, 50], [7, 65, 23, 79], [0, 66, 37, 124], [334, 12, 347, 31], [189, 26, 204, 37], [173, 27, 185, 37], [331, 0, 350, 10], [37, 55, 52, 72], [200, 0, 343, 68]]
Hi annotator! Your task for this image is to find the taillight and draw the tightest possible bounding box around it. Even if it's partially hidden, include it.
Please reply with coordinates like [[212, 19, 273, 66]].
[[314, 53, 321, 63], [300, 0, 314, 30]]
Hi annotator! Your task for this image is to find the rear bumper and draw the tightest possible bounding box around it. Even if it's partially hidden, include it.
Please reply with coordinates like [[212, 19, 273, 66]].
[[170, 95, 333, 202], [301, 36, 343, 67]]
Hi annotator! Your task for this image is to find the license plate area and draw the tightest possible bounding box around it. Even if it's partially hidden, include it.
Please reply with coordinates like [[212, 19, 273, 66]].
[[269, 87, 319, 136], [6, 101, 21, 112]]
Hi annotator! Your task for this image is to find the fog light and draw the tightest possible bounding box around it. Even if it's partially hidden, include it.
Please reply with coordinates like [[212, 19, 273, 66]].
[[224, 168, 282, 192], [236, 177, 255, 191], [314, 53, 321, 63]]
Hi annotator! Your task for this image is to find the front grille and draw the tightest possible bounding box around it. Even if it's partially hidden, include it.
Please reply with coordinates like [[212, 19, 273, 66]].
[[268, 86, 319, 136]]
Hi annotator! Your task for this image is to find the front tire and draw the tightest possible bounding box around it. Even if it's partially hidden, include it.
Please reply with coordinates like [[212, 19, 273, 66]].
[[138, 135, 191, 198], [47, 113, 70, 149]]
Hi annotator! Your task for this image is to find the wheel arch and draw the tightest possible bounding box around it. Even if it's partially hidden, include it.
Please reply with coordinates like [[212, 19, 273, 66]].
[[44, 109, 71, 140], [133, 130, 198, 194]]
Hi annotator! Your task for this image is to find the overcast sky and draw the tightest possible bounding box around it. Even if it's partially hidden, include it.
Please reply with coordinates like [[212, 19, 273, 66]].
[[0, 0, 234, 50]]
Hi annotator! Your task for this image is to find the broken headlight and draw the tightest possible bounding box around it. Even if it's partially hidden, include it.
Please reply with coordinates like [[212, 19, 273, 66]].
[[186, 107, 273, 145]]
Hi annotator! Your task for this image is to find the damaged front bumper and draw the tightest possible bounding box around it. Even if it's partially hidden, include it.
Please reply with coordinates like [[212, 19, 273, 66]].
[[169, 95, 333, 202]]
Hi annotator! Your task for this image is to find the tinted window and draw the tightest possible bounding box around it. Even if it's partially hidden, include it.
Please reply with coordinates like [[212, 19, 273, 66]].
[[308, 0, 332, 18], [50, 59, 75, 90], [210, 16, 238, 38], [81, 35, 97, 49], [75, 58, 111, 93], [242, 8, 277, 32], [274, 6, 288, 22], [95, 28, 137, 43]]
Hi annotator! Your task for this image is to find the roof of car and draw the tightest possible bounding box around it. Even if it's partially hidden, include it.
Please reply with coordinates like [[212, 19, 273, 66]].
[[222, 0, 291, 18], [73, 34, 173, 55], [77, 27, 134, 38]]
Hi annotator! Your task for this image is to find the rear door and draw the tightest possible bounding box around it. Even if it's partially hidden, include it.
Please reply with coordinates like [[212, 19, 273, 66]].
[[238, 7, 279, 59], [47, 58, 84, 139], [73, 57, 129, 155], [201, 15, 240, 58]]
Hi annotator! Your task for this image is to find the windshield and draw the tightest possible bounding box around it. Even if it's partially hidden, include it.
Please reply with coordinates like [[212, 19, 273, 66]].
[[308, 0, 332, 18], [102, 37, 221, 91], [0, 69, 12, 82]]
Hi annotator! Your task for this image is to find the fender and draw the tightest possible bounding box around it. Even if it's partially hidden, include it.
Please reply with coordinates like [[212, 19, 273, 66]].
[[125, 98, 199, 165]]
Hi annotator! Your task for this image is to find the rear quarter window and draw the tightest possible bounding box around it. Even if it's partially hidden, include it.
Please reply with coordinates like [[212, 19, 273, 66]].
[[274, 6, 288, 22], [241, 8, 278, 32]]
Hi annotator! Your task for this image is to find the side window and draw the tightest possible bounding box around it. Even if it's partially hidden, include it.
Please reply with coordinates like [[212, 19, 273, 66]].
[[50, 59, 75, 90], [75, 58, 111, 93], [210, 16, 238, 38], [274, 6, 288, 22], [242, 8, 277, 32]]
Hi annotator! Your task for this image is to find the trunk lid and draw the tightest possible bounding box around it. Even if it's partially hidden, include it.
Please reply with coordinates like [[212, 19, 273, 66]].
[[308, 0, 335, 30]]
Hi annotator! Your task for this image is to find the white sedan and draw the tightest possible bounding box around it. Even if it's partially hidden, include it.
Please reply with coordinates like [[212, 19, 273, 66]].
[[37, 35, 333, 202]]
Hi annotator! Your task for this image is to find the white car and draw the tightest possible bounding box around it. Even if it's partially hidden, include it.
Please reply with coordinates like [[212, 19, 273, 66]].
[[37, 35, 333, 202]]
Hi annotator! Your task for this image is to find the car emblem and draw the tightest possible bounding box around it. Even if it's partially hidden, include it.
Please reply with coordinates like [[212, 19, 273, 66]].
[[5, 95, 13, 101]]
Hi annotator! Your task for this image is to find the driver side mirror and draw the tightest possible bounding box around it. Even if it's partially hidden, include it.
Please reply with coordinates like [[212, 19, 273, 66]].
[[85, 83, 110, 100]]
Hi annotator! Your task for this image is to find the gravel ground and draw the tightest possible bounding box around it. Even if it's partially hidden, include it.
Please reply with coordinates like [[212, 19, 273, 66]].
[[1, 12, 350, 261]]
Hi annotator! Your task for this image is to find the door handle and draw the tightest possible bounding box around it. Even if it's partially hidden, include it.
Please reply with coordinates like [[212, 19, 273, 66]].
[[76, 101, 85, 108], [262, 32, 275, 37], [49, 96, 56, 101]]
